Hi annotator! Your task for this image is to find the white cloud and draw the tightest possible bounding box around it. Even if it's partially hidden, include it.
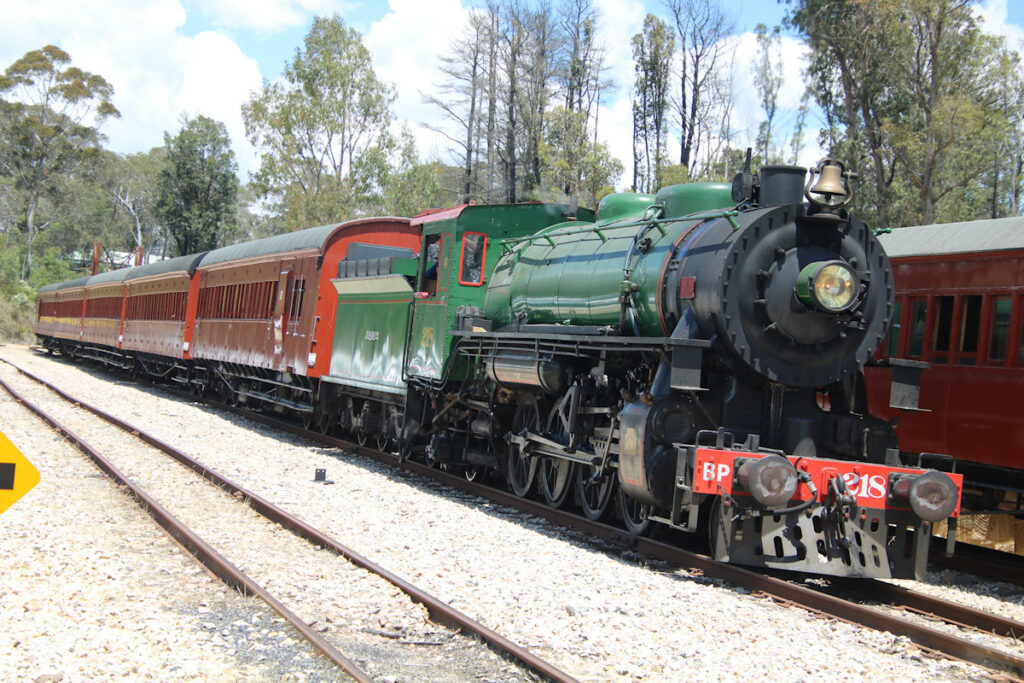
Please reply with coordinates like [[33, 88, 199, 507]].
[[364, 0, 470, 161], [594, 0, 645, 100], [978, 0, 1024, 52], [186, 0, 352, 33], [0, 1, 263, 176], [596, 97, 637, 191]]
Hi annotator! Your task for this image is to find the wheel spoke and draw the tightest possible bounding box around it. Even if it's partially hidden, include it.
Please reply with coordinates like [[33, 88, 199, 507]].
[[507, 396, 540, 497], [576, 466, 615, 521], [617, 486, 652, 536]]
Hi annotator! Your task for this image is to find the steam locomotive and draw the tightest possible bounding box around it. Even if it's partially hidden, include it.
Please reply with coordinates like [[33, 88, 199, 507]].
[[35, 158, 962, 580]]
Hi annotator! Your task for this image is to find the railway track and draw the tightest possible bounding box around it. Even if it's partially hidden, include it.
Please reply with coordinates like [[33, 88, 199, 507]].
[[0, 359, 575, 682], [931, 542, 1024, 590], [6, 352, 1024, 679]]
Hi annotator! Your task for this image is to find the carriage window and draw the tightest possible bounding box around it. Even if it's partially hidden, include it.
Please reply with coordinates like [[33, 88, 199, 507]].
[[931, 295, 954, 363], [458, 233, 487, 286], [886, 301, 902, 357], [989, 297, 1012, 362], [958, 295, 982, 364], [909, 299, 927, 357]]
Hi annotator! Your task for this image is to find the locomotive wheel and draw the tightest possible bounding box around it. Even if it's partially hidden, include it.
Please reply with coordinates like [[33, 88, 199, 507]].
[[617, 487, 652, 536], [539, 404, 575, 508], [507, 396, 541, 498], [576, 466, 616, 521], [356, 431, 369, 447], [218, 380, 236, 406], [539, 458, 575, 508]]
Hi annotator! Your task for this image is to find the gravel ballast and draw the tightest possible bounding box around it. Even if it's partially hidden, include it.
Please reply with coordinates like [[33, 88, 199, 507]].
[[1, 344, 1017, 682]]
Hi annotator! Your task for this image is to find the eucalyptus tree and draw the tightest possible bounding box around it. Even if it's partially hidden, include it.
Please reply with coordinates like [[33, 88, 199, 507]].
[[155, 115, 238, 256], [631, 14, 674, 193], [661, 0, 733, 172], [0, 45, 119, 277], [243, 14, 395, 228]]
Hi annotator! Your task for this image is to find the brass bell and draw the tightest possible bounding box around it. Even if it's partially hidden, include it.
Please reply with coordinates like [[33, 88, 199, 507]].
[[810, 160, 848, 200]]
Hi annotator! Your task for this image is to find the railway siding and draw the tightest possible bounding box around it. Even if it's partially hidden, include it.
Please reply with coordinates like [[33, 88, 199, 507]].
[[0, 344, 1010, 682], [0, 369, 340, 681], [0, 354, 537, 682]]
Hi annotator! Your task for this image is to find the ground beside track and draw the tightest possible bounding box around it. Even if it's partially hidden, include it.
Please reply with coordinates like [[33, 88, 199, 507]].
[[0, 344, 1008, 682]]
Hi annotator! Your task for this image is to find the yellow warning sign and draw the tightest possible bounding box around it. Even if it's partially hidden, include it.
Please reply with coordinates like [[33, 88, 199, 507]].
[[0, 429, 39, 516]]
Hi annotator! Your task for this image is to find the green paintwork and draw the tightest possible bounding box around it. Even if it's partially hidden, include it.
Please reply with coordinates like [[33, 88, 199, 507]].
[[483, 184, 734, 335], [327, 274, 413, 394], [595, 192, 657, 225], [406, 203, 591, 382], [657, 182, 733, 218]]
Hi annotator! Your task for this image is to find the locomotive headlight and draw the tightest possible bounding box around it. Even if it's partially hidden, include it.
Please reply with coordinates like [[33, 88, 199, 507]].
[[737, 455, 799, 508], [889, 471, 959, 523], [796, 261, 859, 312]]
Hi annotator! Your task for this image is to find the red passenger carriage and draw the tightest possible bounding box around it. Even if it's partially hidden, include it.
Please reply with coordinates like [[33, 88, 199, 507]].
[[866, 218, 1024, 523], [122, 253, 207, 361], [35, 276, 90, 341]]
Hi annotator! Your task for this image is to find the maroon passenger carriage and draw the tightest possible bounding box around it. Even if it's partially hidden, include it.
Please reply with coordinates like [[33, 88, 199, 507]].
[[121, 253, 208, 380], [865, 217, 1024, 552], [187, 217, 421, 419], [35, 276, 90, 342]]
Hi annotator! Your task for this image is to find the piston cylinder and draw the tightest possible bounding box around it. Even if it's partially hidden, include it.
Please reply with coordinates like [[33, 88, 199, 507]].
[[485, 354, 569, 395]]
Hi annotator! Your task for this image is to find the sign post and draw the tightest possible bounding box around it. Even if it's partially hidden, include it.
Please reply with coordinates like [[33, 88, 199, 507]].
[[0, 430, 39, 516]]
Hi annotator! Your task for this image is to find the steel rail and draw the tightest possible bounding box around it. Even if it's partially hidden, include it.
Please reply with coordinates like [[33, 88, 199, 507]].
[[218, 406, 1024, 678], [931, 547, 1024, 590], [12, 352, 1024, 678], [0, 374, 371, 683], [0, 358, 577, 683], [826, 578, 1024, 639]]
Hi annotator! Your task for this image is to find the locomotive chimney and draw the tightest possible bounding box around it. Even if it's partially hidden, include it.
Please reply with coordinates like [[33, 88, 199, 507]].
[[759, 165, 807, 206]]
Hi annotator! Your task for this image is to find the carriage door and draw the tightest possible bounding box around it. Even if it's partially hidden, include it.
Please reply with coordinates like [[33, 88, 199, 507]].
[[272, 266, 294, 364], [408, 233, 449, 379]]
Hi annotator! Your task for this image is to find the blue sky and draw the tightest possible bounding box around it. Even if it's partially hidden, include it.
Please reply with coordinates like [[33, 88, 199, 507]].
[[3, 0, 1023, 191]]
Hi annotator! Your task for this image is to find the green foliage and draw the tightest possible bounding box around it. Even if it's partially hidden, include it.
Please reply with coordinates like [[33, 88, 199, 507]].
[[0, 44, 119, 276], [243, 14, 396, 229], [754, 24, 784, 165], [631, 14, 674, 193], [379, 130, 449, 217], [659, 164, 689, 188], [0, 234, 48, 342], [539, 106, 622, 208], [786, 0, 1015, 227], [155, 115, 239, 255]]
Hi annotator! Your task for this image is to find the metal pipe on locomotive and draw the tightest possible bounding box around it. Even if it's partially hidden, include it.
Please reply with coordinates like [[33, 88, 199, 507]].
[[412, 156, 962, 579]]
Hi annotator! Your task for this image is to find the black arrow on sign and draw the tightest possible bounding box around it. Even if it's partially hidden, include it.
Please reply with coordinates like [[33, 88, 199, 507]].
[[0, 463, 14, 490]]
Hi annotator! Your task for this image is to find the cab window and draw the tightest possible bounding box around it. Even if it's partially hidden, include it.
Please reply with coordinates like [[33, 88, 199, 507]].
[[458, 232, 487, 286]]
